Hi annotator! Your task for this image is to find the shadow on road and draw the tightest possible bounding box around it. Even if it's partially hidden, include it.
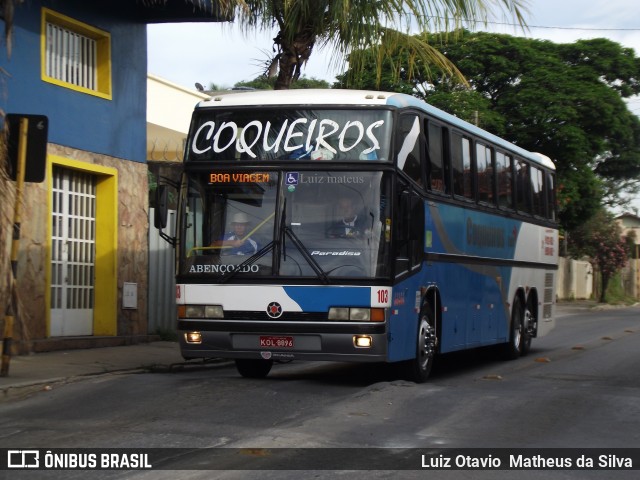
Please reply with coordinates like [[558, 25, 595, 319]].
[[257, 344, 523, 387]]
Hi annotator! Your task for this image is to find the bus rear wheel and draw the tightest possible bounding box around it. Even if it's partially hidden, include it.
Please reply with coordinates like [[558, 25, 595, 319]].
[[403, 307, 437, 383], [504, 296, 524, 360], [235, 358, 273, 378], [521, 303, 534, 356]]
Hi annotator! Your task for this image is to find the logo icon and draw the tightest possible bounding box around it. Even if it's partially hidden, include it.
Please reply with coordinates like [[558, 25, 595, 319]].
[[266, 302, 283, 319], [285, 172, 299, 185], [7, 450, 40, 468]]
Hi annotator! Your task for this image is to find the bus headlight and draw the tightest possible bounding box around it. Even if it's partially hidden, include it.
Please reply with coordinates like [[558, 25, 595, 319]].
[[349, 308, 370, 321], [179, 305, 224, 319], [328, 307, 349, 320], [328, 308, 385, 322]]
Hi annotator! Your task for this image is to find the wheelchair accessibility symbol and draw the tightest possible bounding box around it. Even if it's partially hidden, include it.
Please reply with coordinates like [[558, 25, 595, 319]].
[[285, 172, 299, 185]]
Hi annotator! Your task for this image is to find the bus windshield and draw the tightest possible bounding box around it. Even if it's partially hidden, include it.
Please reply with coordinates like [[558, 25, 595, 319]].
[[179, 170, 392, 280], [187, 108, 393, 162]]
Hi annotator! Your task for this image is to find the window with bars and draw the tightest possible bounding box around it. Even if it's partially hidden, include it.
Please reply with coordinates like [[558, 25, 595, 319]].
[[42, 8, 112, 99]]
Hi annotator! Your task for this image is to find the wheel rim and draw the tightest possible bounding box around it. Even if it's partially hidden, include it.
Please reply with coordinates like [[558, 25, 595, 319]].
[[523, 308, 532, 335], [417, 317, 436, 371], [513, 302, 524, 350]]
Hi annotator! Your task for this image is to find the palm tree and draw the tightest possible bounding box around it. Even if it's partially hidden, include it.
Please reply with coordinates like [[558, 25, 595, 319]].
[[230, 0, 530, 90]]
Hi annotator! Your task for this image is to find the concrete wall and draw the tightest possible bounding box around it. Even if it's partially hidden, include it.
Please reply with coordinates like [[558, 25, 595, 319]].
[[147, 74, 208, 162], [557, 257, 593, 300]]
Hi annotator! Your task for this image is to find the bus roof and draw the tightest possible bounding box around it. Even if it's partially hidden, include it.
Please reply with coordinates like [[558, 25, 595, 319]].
[[197, 89, 555, 170]]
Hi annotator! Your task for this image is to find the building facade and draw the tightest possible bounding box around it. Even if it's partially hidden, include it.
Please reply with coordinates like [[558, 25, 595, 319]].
[[0, 0, 226, 352]]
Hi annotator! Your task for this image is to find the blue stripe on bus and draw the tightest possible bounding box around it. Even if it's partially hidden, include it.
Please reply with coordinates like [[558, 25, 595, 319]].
[[283, 286, 371, 311]]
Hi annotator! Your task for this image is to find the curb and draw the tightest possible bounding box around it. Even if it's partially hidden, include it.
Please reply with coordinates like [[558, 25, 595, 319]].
[[0, 358, 232, 403]]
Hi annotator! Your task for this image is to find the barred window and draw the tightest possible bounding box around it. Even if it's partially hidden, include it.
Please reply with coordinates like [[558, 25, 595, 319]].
[[42, 8, 112, 99], [46, 23, 97, 90]]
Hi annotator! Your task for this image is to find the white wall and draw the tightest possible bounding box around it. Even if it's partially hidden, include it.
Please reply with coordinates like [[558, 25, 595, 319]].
[[146, 74, 209, 162]]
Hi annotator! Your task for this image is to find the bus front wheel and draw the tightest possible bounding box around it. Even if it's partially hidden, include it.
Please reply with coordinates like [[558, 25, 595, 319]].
[[235, 358, 273, 378], [402, 307, 437, 383]]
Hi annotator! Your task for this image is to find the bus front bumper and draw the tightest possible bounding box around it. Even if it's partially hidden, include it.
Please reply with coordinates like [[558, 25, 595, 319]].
[[177, 319, 388, 363]]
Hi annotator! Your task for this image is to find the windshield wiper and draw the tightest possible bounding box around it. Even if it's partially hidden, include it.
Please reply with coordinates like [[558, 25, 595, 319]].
[[218, 241, 275, 284], [283, 226, 330, 284]]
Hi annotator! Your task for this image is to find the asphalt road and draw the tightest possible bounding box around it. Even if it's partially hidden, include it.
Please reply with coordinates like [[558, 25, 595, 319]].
[[1, 304, 639, 480]]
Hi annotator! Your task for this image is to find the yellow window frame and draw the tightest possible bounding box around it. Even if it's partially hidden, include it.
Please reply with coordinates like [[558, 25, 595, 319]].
[[41, 7, 112, 100]]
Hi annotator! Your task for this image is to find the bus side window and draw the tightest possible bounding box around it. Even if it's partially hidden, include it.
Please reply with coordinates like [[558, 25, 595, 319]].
[[496, 151, 514, 209], [531, 166, 545, 217], [476, 142, 495, 205], [451, 133, 473, 200], [515, 159, 531, 214], [396, 114, 424, 187], [547, 172, 557, 221], [426, 120, 448, 194]]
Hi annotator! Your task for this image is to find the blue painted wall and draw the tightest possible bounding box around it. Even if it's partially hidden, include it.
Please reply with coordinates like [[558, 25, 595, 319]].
[[0, 0, 147, 163]]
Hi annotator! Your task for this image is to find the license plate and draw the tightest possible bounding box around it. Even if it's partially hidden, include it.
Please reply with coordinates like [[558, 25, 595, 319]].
[[259, 336, 294, 348]]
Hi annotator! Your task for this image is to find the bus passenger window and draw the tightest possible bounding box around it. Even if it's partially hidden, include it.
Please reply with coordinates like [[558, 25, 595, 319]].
[[496, 152, 513, 209], [396, 115, 424, 186], [427, 121, 446, 193], [531, 166, 545, 217], [451, 134, 473, 199], [476, 143, 495, 204], [547, 172, 557, 221], [515, 159, 531, 213]]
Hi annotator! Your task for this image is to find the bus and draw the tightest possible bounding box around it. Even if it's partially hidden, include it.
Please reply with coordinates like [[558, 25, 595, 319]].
[[154, 89, 558, 382]]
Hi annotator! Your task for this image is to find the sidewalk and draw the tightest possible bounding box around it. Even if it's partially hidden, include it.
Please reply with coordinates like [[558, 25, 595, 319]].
[[0, 301, 609, 402], [0, 341, 226, 402]]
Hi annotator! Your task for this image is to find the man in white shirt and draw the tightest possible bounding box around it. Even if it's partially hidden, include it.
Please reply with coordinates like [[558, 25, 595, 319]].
[[216, 212, 258, 255]]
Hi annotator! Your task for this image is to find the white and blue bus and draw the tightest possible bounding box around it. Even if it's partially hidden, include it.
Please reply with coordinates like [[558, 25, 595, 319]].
[[155, 89, 558, 382]]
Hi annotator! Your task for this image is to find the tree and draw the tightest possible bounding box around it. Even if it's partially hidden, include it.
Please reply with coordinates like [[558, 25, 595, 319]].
[[228, 0, 529, 90], [234, 75, 329, 90], [338, 30, 640, 231]]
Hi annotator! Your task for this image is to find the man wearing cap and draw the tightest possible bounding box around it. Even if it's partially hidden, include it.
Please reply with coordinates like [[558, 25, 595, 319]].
[[217, 212, 258, 255]]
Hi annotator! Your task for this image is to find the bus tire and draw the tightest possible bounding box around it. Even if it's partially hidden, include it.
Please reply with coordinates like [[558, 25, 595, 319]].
[[235, 358, 273, 378], [504, 296, 524, 360], [403, 306, 437, 383]]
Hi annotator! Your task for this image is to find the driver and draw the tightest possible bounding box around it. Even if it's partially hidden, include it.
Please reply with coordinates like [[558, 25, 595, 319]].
[[328, 196, 366, 238], [214, 212, 258, 255]]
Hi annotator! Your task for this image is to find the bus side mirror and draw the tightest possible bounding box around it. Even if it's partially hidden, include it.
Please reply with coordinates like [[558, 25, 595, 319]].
[[154, 185, 168, 229]]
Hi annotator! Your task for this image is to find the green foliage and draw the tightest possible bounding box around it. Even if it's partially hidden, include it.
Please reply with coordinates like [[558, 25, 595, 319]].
[[339, 29, 640, 232], [597, 271, 636, 306], [234, 76, 330, 90], [234, 77, 276, 90]]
